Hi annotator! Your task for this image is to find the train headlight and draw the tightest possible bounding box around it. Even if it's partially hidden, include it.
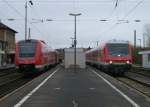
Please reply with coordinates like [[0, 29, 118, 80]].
[[109, 61, 112, 64], [126, 61, 130, 64]]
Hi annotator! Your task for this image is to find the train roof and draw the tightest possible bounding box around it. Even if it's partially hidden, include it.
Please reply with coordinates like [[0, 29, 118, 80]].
[[85, 47, 100, 54], [85, 40, 130, 54], [17, 39, 47, 44], [18, 39, 38, 43], [106, 40, 129, 44]]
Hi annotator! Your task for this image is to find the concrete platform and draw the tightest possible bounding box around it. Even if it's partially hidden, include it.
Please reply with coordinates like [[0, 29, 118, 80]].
[[0, 66, 150, 107]]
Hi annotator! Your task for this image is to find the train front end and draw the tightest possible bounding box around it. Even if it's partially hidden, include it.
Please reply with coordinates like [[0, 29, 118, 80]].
[[15, 40, 39, 74], [105, 41, 132, 74]]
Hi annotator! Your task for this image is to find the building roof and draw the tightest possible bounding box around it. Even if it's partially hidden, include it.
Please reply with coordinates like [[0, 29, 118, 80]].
[[0, 22, 17, 33], [65, 48, 84, 52]]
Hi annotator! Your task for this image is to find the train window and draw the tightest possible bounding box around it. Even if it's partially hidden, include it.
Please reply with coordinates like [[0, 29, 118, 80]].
[[19, 42, 37, 58], [107, 44, 129, 57]]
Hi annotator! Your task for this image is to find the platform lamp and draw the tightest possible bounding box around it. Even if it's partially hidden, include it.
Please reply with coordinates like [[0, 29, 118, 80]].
[[69, 13, 81, 73]]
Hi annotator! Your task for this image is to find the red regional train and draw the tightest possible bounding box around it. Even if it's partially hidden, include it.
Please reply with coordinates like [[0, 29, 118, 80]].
[[15, 39, 58, 75], [86, 40, 132, 75]]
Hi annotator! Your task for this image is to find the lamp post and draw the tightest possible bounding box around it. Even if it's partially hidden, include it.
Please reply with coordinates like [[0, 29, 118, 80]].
[[69, 13, 81, 73], [134, 30, 137, 49]]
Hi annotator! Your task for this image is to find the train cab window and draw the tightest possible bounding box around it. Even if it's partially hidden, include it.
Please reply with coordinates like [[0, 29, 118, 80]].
[[19, 42, 37, 58], [107, 44, 129, 57]]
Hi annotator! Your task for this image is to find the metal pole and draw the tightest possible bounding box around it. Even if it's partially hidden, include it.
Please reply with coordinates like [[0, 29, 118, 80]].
[[25, 0, 27, 40], [74, 16, 76, 73], [69, 13, 81, 73], [140, 39, 141, 48], [134, 30, 136, 49], [96, 41, 98, 46], [28, 27, 31, 39], [143, 34, 145, 48]]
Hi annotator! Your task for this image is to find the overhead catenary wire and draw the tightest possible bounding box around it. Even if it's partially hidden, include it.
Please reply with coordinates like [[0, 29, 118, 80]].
[[0, 0, 147, 45], [0, 0, 149, 3], [2, 0, 24, 17], [0, 0, 25, 32], [29, 5, 53, 40], [105, 0, 119, 20], [115, 0, 119, 8], [1, 0, 29, 34], [122, 0, 145, 19], [1, 0, 49, 39], [99, 0, 145, 36]]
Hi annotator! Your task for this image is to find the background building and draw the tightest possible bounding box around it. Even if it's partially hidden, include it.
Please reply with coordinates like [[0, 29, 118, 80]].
[[64, 48, 85, 69], [0, 22, 17, 66], [139, 51, 150, 68]]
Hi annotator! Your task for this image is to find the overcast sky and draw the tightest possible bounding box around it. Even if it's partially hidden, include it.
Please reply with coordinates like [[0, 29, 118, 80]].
[[0, 0, 149, 48]]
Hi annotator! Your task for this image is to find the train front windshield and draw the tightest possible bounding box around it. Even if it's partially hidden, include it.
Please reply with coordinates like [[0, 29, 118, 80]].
[[19, 42, 37, 58], [107, 43, 129, 57]]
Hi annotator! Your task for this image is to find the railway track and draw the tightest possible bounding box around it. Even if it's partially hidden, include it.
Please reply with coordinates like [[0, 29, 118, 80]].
[[115, 71, 150, 97], [89, 66, 150, 97], [0, 77, 27, 98], [130, 69, 150, 77], [0, 67, 55, 98], [116, 77, 150, 97], [125, 72, 150, 86], [0, 68, 17, 77], [0, 64, 59, 99], [0, 73, 24, 87], [0, 72, 33, 98]]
